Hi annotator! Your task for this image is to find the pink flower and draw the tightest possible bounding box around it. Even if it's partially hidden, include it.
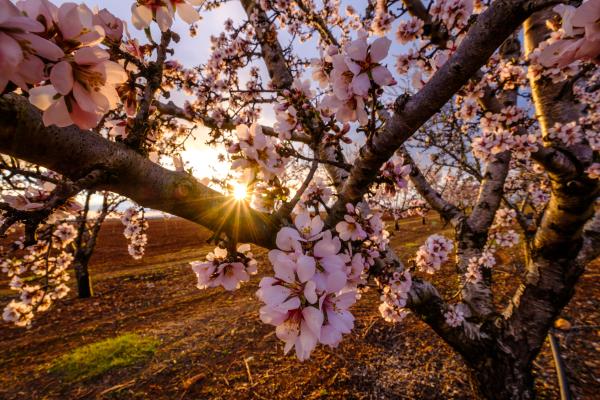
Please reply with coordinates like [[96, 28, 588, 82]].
[[212, 262, 249, 291], [320, 34, 395, 125], [257, 252, 322, 360], [231, 123, 287, 180], [313, 231, 347, 293], [444, 303, 467, 327], [56, 2, 105, 47], [586, 163, 600, 179], [336, 215, 367, 241], [132, 0, 202, 32], [338, 36, 395, 96], [294, 211, 324, 240], [539, 0, 600, 67], [93, 8, 124, 43], [0, 0, 63, 92], [379, 270, 412, 323], [415, 234, 454, 274], [16, 0, 58, 31], [191, 261, 216, 290], [191, 245, 256, 291], [28, 46, 128, 129], [319, 290, 356, 347], [275, 306, 323, 361], [320, 93, 369, 125]]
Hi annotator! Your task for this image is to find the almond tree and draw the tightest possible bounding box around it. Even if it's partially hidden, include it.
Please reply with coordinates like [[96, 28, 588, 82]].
[[0, 0, 598, 398], [70, 191, 125, 298]]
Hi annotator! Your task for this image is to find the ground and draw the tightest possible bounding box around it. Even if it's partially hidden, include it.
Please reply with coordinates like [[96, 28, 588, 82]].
[[0, 216, 598, 399]]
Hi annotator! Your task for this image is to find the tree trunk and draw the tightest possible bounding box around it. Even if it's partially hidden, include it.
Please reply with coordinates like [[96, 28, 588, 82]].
[[469, 355, 535, 400], [74, 259, 93, 298]]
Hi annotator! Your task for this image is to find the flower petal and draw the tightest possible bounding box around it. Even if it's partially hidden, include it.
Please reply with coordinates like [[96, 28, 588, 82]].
[[50, 61, 73, 95]]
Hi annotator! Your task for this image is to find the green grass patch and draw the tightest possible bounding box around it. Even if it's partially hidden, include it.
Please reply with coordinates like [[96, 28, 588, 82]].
[[49, 333, 159, 382]]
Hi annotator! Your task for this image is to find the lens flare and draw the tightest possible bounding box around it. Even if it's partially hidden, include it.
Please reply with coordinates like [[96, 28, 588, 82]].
[[232, 182, 248, 200]]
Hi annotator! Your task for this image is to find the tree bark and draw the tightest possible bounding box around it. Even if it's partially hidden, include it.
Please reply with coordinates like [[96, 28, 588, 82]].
[[468, 353, 535, 400], [74, 259, 93, 298]]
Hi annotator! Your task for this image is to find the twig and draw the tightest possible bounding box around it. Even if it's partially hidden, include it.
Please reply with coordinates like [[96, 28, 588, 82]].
[[244, 356, 254, 385]]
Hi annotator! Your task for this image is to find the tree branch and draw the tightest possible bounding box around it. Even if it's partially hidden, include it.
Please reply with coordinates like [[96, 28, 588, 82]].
[[402, 148, 463, 225], [0, 94, 278, 248], [329, 0, 558, 222]]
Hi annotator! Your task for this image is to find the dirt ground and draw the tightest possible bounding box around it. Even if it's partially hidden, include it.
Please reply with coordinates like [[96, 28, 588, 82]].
[[0, 216, 598, 399]]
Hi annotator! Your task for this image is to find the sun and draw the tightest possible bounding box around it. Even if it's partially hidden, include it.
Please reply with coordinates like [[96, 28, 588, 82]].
[[232, 182, 248, 201]]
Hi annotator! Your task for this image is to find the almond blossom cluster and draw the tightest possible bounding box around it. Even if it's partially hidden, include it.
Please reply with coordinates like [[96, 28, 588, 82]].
[[1, 222, 76, 327], [380, 156, 411, 195], [120, 207, 148, 260], [430, 0, 474, 31], [229, 123, 288, 183], [0, 0, 64, 93], [414, 234, 454, 274], [464, 208, 520, 284], [548, 121, 584, 147], [370, 0, 393, 36], [190, 244, 257, 291], [1, 0, 129, 129], [2, 179, 82, 223], [274, 79, 314, 141], [394, 0, 478, 90], [471, 106, 539, 162], [318, 33, 395, 125], [587, 163, 600, 180], [336, 203, 390, 269], [377, 269, 412, 323], [257, 212, 358, 360], [443, 302, 468, 327], [299, 177, 333, 210], [131, 0, 202, 32]]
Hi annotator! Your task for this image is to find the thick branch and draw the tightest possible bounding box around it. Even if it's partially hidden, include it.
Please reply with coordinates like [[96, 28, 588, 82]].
[[0, 94, 278, 248], [500, 8, 598, 363], [577, 209, 600, 265]]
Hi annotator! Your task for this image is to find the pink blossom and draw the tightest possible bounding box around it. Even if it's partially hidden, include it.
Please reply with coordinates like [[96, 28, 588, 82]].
[[319, 290, 356, 347], [132, 0, 203, 32], [93, 8, 124, 43], [55, 2, 105, 47], [0, 0, 63, 92], [444, 303, 467, 327], [379, 270, 412, 323], [231, 123, 287, 180], [415, 234, 454, 274], [212, 262, 249, 291], [548, 121, 583, 146], [320, 35, 395, 125], [191, 244, 257, 291], [336, 215, 367, 242], [29, 46, 128, 129], [539, 0, 600, 67], [586, 163, 600, 179]]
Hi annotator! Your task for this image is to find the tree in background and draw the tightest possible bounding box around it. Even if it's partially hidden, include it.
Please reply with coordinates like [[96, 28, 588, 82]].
[[70, 191, 125, 298]]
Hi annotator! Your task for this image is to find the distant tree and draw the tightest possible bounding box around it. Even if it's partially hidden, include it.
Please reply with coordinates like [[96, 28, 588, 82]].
[[70, 191, 124, 298]]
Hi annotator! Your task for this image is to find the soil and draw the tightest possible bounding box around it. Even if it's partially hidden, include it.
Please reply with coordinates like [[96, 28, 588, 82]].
[[0, 216, 598, 399]]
